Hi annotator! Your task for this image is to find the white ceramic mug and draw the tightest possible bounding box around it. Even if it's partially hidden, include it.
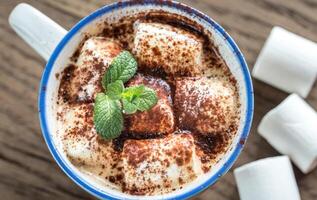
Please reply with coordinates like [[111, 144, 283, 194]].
[[9, 1, 254, 199]]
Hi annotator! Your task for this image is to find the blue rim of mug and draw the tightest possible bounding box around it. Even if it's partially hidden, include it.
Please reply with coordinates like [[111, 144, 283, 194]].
[[38, 1, 254, 199]]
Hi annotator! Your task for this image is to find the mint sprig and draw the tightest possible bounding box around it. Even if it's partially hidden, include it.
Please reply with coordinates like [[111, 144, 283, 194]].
[[93, 51, 158, 139]]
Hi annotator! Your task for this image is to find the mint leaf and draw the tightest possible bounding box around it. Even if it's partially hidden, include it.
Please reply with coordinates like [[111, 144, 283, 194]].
[[121, 85, 145, 102], [122, 98, 137, 114], [134, 87, 158, 111], [106, 80, 124, 100], [93, 93, 123, 139], [121, 86, 157, 114], [102, 51, 137, 89]]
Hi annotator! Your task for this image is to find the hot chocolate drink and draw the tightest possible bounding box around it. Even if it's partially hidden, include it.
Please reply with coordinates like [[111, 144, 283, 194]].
[[55, 11, 240, 195]]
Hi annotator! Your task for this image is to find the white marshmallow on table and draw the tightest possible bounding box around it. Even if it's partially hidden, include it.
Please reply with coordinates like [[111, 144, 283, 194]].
[[252, 26, 317, 98], [234, 156, 301, 200], [258, 93, 317, 173]]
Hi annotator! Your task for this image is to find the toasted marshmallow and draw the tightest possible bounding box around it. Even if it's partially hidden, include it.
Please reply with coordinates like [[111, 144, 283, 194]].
[[69, 37, 122, 102], [125, 74, 174, 135], [122, 133, 202, 195], [258, 94, 317, 173], [133, 22, 203, 76], [252, 26, 317, 98], [175, 77, 238, 134], [234, 156, 301, 200]]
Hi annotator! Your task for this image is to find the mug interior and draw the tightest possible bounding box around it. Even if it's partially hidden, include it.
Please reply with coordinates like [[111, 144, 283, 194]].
[[39, 1, 253, 199]]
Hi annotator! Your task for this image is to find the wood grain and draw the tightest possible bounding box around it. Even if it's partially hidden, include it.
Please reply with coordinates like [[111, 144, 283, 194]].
[[0, 0, 316, 199]]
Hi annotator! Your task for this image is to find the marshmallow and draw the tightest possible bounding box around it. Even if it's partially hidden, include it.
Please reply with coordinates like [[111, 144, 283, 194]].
[[125, 74, 175, 135], [71, 37, 122, 102], [252, 26, 317, 98], [174, 77, 239, 134], [133, 22, 203, 76], [234, 156, 301, 200], [122, 133, 203, 194], [258, 94, 317, 173]]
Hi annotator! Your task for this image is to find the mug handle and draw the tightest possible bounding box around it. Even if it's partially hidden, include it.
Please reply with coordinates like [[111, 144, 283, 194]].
[[9, 3, 67, 61]]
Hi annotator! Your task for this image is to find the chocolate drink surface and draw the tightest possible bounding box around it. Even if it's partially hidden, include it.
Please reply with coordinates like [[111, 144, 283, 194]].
[[56, 11, 240, 195]]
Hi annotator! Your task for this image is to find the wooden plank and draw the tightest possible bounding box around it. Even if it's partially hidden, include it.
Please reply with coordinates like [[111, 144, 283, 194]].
[[0, 0, 316, 199]]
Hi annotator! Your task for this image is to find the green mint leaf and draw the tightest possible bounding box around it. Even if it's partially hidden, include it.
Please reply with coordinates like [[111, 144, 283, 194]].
[[106, 80, 124, 100], [102, 51, 137, 89], [122, 98, 137, 114], [134, 87, 158, 111], [93, 93, 123, 139], [121, 85, 145, 102], [121, 86, 158, 114]]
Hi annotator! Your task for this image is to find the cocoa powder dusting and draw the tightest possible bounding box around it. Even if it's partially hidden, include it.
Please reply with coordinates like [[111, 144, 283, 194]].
[[58, 64, 76, 103]]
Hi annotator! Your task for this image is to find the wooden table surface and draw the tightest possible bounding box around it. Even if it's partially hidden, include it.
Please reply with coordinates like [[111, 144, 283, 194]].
[[1, 0, 317, 199]]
